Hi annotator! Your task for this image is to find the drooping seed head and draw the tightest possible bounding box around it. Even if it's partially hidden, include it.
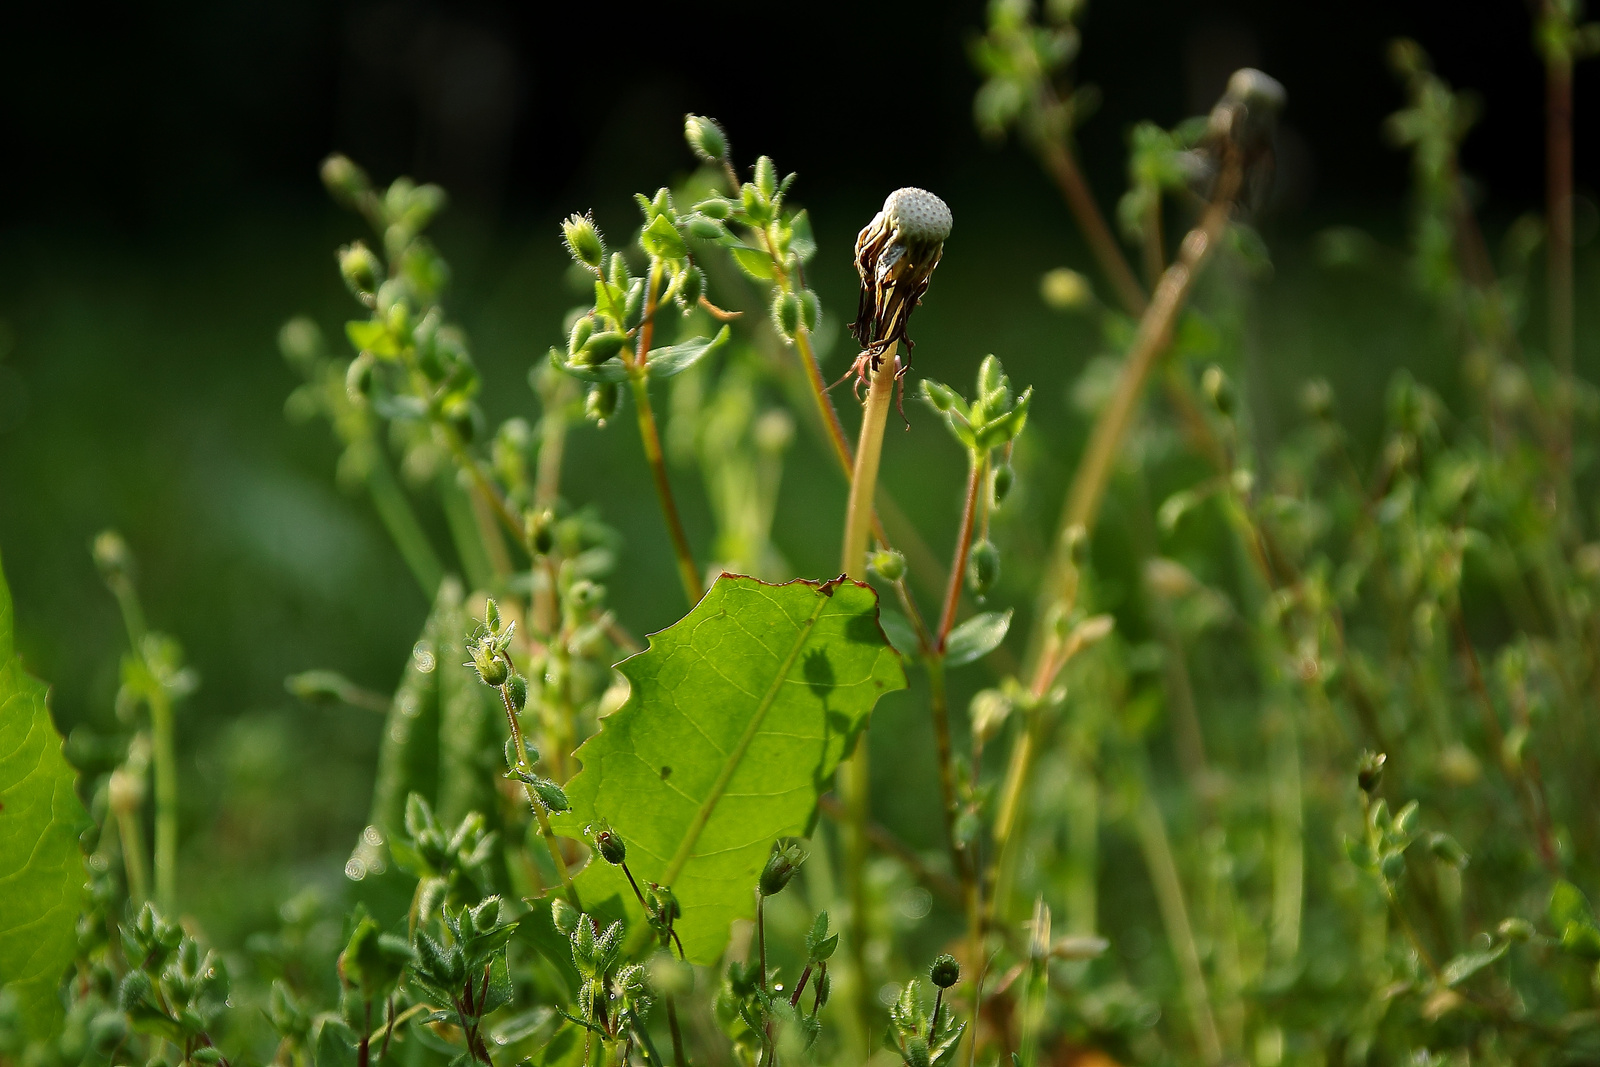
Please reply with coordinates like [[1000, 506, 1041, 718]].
[[850, 187, 952, 369], [1187, 68, 1287, 212]]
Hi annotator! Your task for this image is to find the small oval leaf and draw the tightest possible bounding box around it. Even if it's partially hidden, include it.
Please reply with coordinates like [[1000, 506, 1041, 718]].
[[944, 609, 1012, 667]]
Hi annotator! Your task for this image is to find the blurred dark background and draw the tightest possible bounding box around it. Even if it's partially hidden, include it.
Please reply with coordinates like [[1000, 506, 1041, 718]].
[[3, 0, 1593, 231], [1, 0, 1595, 932]]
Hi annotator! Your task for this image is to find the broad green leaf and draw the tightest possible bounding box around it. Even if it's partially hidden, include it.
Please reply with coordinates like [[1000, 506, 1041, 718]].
[[557, 575, 905, 963], [1442, 943, 1507, 987], [647, 326, 730, 380], [944, 609, 1013, 667], [788, 209, 817, 263], [877, 609, 921, 659], [729, 246, 775, 281], [641, 215, 688, 261], [0, 547, 90, 1039], [1549, 879, 1593, 929], [550, 347, 632, 385], [345, 319, 400, 357]]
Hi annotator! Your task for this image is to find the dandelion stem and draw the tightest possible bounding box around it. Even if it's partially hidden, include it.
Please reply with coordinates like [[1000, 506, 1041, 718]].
[[840, 343, 899, 580]]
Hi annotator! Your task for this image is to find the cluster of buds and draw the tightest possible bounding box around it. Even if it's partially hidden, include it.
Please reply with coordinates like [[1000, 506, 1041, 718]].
[[117, 904, 231, 1061], [552, 185, 731, 424], [884, 955, 966, 1067]]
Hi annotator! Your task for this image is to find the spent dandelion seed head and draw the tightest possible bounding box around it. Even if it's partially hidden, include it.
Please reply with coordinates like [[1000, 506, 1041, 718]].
[[844, 187, 952, 400]]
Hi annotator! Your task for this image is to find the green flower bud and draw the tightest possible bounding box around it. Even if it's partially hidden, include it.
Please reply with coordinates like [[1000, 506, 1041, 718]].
[[561, 213, 606, 269], [92, 530, 133, 585], [345, 352, 377, 403], [1358, 751, 1386, 795], [485, 597, 502, 632], [687, 216, 728, 241], [684, 114, 729, 163], [338, 242, 382, 302], [695, 197, 733, 220], [579, 331, 628, 366], [597, 830, 627, 866], [532, 779, 570, 812], [1040, 267, 1092, 310], [773, 291, 802, 338], [754, 156, 778, 201], [320, 154, 371, 205], [585, 382, 620, 424], [470, 644, 509, 687], [800, 289, 820, 333], [759, 843, 803, 896], [551, 898, 581, 936], [1201, 364, 1235, 416], [506, 673, 528, 711], [929, 953, 960, 989], [867, 549, 906, 582], [921, 379, 958, 413], [527, 508, 556, 556], [677, 264, 706, 308], [967, 539, 1001, 597], [992, 462, 1015, 505], [568, 315, 595, 358]]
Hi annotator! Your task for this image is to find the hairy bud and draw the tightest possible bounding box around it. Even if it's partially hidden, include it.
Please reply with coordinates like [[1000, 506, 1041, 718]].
[[561, 213, 605, 270], [338, 242, 382, 302], [967, 539, 1001, 597], [597, 830, 627, 866], [684, 114, 729, 163], [868, 549, 907, 583], [930, 953, 961, 988]]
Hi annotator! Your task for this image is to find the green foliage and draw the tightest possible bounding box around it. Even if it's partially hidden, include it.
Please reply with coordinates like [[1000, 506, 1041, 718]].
[[558, 575, 905, 963], [0, 548, 88, 1040]]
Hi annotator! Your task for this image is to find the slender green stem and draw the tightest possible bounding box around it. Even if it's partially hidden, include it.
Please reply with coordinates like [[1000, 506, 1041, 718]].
[[149, 688, 178, 914], [630, 264, 703, 606], [840, 344, 899, 580], [936, 455, 986, 651], [497, 682, 577, 906], [665, 997, 686, 1067], [364, 448, 443, 596], [632, 374, 702, 606], [1037, 137, 1148, 317], [757, 895, 768, 989]]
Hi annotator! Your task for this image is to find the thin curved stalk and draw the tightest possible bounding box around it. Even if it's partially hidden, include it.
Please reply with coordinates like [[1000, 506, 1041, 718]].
[[630, 263, 703, 606]]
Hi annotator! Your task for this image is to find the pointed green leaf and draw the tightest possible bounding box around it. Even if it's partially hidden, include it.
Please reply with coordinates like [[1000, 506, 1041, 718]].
[[647, 326, 730, 380], [944, 609, 1013, 667], [345, 319, 400, 357], [557, 575, 905, 963], [877, 609, 921, 660], [729, 246, 775, 281], [1442, 943, 1507, 987], [551, 347, 633, 384], [0, 548, 90, 1039]]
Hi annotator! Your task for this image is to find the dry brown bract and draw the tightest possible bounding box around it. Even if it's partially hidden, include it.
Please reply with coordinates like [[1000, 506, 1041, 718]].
[[841, 187, 952, 402]]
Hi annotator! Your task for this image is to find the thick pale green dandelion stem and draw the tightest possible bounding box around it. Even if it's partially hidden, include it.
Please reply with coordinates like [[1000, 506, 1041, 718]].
[[838, 340, 898, 1055], [840, 342, 899, 581]]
